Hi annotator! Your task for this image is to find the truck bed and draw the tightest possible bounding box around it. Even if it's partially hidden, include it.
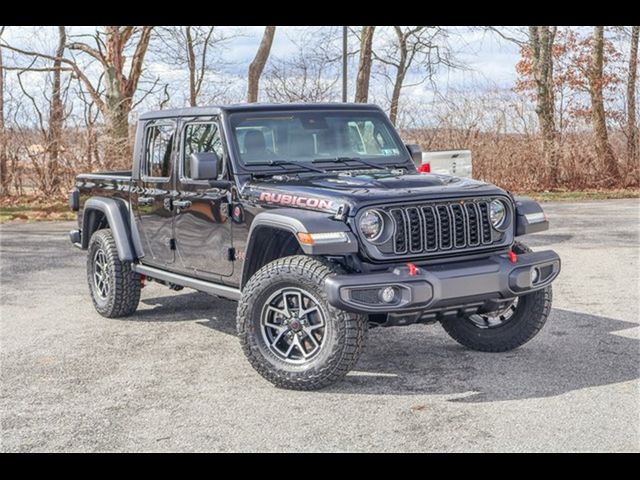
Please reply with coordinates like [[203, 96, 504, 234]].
[[74, 171, 134, 232]]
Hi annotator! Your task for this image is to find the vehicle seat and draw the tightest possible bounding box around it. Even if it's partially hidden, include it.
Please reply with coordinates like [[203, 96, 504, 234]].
[[291, 132, 315, 158], [244, 130, 267, 157]]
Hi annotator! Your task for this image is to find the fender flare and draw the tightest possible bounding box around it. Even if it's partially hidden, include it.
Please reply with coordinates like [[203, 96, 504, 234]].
[[514, 197, 549, 236], [82, 197, 140, 261], [241, 208, 358, 286]]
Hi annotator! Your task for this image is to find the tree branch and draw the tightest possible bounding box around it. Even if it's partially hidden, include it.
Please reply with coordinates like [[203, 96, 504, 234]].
[[126, 26, 153, 98], [0, 41, 105, 114], [66, 41, 108, 69]]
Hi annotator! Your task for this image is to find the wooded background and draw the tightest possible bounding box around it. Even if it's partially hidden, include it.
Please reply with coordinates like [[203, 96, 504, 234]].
[[0, 25, 637, 202]]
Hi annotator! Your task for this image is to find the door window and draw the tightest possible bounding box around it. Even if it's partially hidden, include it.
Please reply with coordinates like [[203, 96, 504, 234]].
[[182, 122, 224, 179], [143, 123, 175, 179]]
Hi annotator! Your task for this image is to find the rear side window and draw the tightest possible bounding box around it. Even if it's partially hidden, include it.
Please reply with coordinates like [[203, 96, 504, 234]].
[[182, 122, 224, 179], [143, 123, 175, 178]]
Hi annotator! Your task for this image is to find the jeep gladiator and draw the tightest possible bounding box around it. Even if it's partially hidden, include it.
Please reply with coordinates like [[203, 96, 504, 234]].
[[69, 103, 561, 390]]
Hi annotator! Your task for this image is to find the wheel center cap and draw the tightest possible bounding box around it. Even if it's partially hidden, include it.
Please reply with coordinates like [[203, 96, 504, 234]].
[[289, 319, 302, 332]]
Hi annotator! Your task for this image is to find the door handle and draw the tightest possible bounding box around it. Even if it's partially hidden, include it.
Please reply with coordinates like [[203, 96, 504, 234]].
[[173, 200, 192, 209], [138, 197, 153, 206]]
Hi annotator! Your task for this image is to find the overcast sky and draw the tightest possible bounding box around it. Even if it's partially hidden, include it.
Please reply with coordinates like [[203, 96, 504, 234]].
[[1, 26, 528, 124]]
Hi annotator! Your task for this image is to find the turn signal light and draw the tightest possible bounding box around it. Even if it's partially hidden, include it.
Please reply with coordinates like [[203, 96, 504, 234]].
[[297, 232, 349, 245], [297, 232, 314, 245]]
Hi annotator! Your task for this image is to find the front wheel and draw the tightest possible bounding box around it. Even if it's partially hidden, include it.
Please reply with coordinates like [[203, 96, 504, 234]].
[[237, 256, 367, 390], [440, 242, 552, 352]]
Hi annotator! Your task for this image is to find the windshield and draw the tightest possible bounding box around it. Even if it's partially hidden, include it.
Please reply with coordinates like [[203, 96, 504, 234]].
[[228, 109, 408, 168]]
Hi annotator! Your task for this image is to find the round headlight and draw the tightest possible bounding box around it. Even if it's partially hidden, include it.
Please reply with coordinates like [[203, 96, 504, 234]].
[[490, 199, 507, 229], [359, 209, 384, 241]]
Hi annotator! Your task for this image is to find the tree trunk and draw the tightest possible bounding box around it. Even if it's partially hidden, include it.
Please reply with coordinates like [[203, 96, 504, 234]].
[[354, 26, 375, 103], [186, 26, 197, 107], [104, 92, 131, 170], [388, 29, 407, 126], [589, 26, 619, 182], [247, 26, 276, 103], [99, 26, 153, 167], [389, 70, 405, 126], [0, 26, 7, 196], [46, 26, 66, 195], [626, 26, 639, 183], [529, 26, 559, 187]]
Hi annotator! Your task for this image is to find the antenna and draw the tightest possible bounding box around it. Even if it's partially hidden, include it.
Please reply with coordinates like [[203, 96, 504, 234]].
[[342, 26, 348, 103]]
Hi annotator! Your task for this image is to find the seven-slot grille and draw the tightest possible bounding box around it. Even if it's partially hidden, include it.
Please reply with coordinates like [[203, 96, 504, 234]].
[[388, 199, 497, 255]]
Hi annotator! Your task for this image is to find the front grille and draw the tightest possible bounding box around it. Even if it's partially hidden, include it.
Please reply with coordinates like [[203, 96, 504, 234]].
[[387, 199, 498, 256]]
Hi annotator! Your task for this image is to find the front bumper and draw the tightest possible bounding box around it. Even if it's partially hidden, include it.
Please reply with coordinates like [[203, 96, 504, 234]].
[[325, 250, 560, 314]]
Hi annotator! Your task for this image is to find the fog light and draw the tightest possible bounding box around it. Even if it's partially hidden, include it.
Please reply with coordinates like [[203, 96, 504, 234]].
[[379, 286, 397, 304], [531, 267, 540, 284]]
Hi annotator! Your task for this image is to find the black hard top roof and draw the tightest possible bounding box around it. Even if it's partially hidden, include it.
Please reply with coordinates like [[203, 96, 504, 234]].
[[138, 102, 384, 120]]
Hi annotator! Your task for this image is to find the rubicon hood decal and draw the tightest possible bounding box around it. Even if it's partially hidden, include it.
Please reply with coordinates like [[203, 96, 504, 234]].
[[259, 191, 336, 211], [243, 184, 342, 213]]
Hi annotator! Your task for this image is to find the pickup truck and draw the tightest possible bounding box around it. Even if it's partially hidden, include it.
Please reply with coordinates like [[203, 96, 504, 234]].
[[419, 149, 473, 178], [69, 103, 560, 390]]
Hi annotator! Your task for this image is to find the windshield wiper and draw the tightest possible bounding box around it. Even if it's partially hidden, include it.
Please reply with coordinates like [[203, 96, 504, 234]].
[[248, 159, 327, 173], [312, 156, 388, 170]]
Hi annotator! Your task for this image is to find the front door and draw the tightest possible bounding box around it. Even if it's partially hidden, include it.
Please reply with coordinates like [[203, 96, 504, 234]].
[[134, 120, 176, 266], [173, 118, 233, 279]]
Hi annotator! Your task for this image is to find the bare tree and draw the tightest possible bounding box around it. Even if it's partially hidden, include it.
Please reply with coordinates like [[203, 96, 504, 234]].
[[354, 26, 375, 103], [265, 28, 341, 103], [75, 78, 103, 171], [588, 26, 619, 181], [47, 26, 66, 194], [626, 26, 639, 177], [11, 27, 73, 196], [490, 26, 560, 186], [2, 26, 154, 166], [529, 26, 559, 186], [247, 26, 276, 103], [157, 26, 234, 107], [0, 26, 7, 196], [374, 26, 455, 125]]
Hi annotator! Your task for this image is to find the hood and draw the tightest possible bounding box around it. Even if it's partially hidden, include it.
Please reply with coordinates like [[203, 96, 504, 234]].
[[242, 171, 505, 215]]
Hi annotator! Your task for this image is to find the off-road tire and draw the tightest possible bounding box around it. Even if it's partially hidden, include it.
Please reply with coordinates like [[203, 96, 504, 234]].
[[237, 255, 367, 390], [440, 242, 552, 352], [87, 228, 141, 318]]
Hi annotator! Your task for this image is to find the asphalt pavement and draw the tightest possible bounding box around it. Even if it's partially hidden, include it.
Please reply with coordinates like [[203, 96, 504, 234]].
[[1, 199, 638, 452]]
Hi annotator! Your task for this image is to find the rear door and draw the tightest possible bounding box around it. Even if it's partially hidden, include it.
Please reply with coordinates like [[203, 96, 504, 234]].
[[133, 120, 177, 266], [173, 117, 234, 279]]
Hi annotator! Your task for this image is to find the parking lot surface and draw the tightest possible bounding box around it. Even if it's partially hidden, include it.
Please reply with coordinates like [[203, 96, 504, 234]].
[[1, 199, 638, 452]]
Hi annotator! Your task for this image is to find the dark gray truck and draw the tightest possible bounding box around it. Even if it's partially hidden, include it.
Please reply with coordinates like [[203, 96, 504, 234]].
[[69, 103, 560, 390]]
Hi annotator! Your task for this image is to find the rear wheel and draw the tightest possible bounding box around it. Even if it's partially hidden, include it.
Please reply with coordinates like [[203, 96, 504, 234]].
[[87, 228, 141, 318], [440, 242, 552, 352]]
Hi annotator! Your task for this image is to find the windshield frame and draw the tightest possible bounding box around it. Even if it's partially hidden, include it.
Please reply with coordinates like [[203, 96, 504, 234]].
[[222, 107, 414, 175]]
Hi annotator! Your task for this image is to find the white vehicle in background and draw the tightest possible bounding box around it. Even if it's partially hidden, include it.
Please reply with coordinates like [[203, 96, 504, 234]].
[[418, 149, 473, 178]]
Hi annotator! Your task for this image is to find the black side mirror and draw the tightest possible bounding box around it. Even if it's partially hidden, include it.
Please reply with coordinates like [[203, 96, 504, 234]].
[[190, 152, 219, 181], [406, 144, 423, 166]]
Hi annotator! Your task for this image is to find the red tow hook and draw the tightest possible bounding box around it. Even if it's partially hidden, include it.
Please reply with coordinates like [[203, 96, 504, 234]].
[[140, 274, 146, 288], [407, 262, 419, 276], [508, 250, 518, 264]]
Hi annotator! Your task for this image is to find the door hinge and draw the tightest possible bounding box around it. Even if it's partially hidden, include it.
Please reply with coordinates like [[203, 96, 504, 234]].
[[227, 247, 236, 261]]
